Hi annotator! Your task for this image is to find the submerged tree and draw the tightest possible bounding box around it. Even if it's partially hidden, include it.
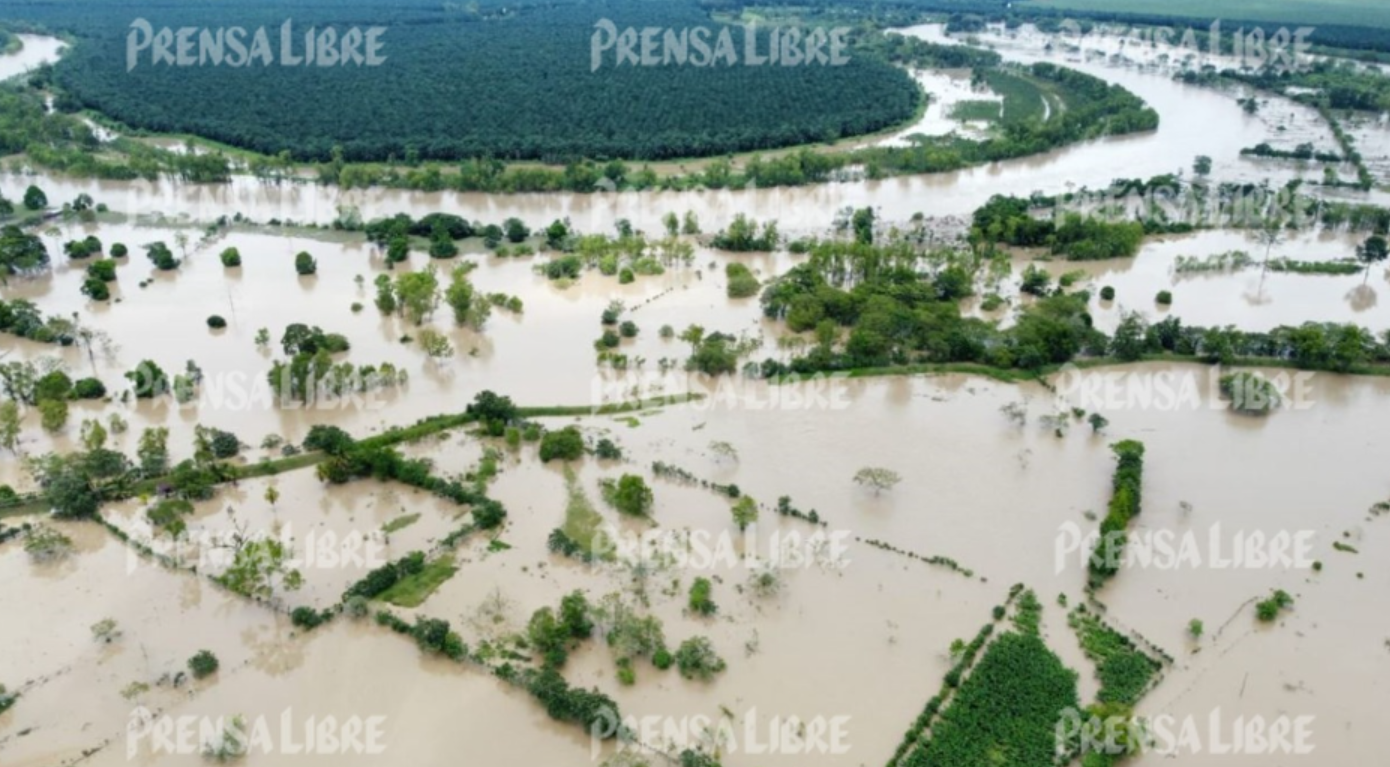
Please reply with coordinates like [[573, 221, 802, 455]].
[[853, 467, 902, 495]]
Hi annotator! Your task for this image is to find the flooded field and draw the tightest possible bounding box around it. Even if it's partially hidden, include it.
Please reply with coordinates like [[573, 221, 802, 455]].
[[3, 12, 1389, 767]]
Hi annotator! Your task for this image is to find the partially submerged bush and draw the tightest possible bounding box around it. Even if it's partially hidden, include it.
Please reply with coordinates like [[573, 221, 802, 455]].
[[187, 650, 219, 679], [1218, 372, 1281, 415]]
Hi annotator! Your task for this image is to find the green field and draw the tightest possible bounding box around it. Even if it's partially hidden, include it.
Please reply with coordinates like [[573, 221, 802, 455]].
[[1031, 0, 1390, 31], [951, 100, 1004, 122], [983, 70, 1051, 124], [377, 556, 459, 608]]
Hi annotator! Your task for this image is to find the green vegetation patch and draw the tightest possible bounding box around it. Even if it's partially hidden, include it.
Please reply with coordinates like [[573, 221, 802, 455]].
[[950, 99, 1003, 122], [983, 68, 1049, 124], [377, 555, 458, 608], [1068, 607, 1163, 707], [27, 0, 919, 163], [381, 513, 422, 534], [558, 470, 609, 559], [907, 631, 1080, 767], [1088, 440, 1145, 588]]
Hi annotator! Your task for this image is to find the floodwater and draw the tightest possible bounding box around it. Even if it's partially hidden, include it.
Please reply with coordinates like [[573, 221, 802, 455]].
[[0, 35, 64, 83], [2, 19, 1389, 767], [4, 25, 1388, 237], [1031, 228, 1390, 332]]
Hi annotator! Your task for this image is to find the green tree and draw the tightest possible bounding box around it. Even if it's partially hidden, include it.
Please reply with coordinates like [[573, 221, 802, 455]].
[[1357, 234, 1388, 283], [28, 449, 131, 518], [39, 398, 68, 433], [395, 268, 440, 325], [294, 251, 317, 275], [373, 274, 397, 313], [688, 577, 717, 616], [611, 474, 653, 516], [445, 266, 488, 329], [731, 495, 758, 531], [1110, 312, 1147, 361], [137, 427, 170, 476], [674, 636, 726, 681], [386, 235, 410, 265], [0, 401, 19, 453], [416, 328, 454, 365], [0, 225, 50, 275], [428, 221, 458, 259], [853, 467, 901, 495], [539, 427, 585, 462], [80, 418, 108, 451], [22, 185, 46, 211], [187, 650, 219, 679], [217, 538, 303, 601], [503, 217, 530, 243]]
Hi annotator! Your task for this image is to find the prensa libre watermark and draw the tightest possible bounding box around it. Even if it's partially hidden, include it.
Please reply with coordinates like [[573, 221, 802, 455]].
[[126, 523, 390, 575], [1056, 521, 1317, 575], [1057, 19, 1314, 72], [590, 707, 852, 760], [591, 523, 853, 571], [128, 707, 387, 759], [1053, 365, 1316, 413], [590, 371, 853, 412], [591, 19, 850, 71], [127, 19, 387, 72], [1057, 707, 1315, 758]]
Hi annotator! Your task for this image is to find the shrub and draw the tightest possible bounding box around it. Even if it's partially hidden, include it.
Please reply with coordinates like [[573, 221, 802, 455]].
[[1218, 372, 1281, 415], [539, 427, 585, 462], [207, 315, 227, 329], [145, 242, 180, 271], [206, 428, 240, 459], [610, 474, 653, 516], [290, 607, 332, 630], [618, 267, 635, 284], [80, 276, 110, 301], [35, 370, 73, 402], [1155, 290, 1172, 305], [220, 248, 241, 267], [726, 262, 761, 298], [110, 243, 128, 258], [295, 251, 317, 275], [674, 636, 726, 680], [594, 438, 622, 460], [87, 259, 117, 282], [1255, 590, 1293, 622], [187, 650, 219, 679], [1100, 285, 1115, 301], [71, 378, 107, 399], [303, 424, 354, 455], [619, 320, 639, 338], [688, 577, 716, 616]]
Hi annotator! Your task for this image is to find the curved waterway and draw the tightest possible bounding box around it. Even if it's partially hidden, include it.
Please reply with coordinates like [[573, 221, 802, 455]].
[[2, 27, 1384, 237]]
